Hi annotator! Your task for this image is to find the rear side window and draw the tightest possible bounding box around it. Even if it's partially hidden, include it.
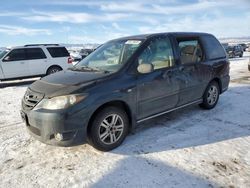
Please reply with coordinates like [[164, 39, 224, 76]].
[[177, 39, 203, 64], [4, 49, 26, 61], [26, 48, 46, 60], [201, 35, 226, 60], [47, 47, 69, 58]]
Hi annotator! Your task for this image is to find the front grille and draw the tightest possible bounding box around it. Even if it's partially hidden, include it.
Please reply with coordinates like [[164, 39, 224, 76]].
[[22, 89, 44, 110]]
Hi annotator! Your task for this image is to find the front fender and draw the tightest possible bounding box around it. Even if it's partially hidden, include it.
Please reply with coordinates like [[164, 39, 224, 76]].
[[81, 87, 137, 131]]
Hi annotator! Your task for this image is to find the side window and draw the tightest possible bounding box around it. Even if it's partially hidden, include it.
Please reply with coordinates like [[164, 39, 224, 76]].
[[201, 35, 226, 60], [178, 39, 203, 64], [138, 37, 174, 70], [3, 49, 26, 61], [26, 48, 46, 60], [47, 47, 69, 58]]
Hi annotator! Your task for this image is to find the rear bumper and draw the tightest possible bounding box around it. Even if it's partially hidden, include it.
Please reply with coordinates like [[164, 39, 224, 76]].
[[20, 108, 89, 147], [221, 75, 230, 93]]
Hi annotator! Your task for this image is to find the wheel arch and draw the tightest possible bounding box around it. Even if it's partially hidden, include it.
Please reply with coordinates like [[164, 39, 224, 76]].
[[86, 100, 133, 138], [46, 65, 63, 75], [209, 77, 222, 94]]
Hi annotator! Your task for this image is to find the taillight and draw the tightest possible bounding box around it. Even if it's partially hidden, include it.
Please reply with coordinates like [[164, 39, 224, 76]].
[[68, 57, 73, 64]]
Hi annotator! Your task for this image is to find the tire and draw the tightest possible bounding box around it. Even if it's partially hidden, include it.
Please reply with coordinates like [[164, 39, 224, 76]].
[[199, 81, 220, 110], [88, 106, 129, 151], [239, 53, 243, 58], [47, 66, 62, 75], [248, 65, 250, 71]]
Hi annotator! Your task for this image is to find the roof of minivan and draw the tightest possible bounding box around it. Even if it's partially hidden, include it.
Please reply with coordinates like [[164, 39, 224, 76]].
[[111, 32, 212, 41]]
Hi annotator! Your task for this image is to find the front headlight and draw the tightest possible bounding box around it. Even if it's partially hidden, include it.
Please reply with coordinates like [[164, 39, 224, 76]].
[[34, 95, 87, 110]]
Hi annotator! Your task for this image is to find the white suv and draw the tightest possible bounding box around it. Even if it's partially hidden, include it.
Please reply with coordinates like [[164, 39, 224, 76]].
[[0, 44, 73, 81]]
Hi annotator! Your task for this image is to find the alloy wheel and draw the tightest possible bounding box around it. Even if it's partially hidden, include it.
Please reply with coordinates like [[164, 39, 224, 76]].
[[207, 85, 218, 105], [98, 114, 124, 145]]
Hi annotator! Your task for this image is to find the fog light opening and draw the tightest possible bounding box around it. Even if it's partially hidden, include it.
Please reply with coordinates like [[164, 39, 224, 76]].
[[54, 133, 63, 141]]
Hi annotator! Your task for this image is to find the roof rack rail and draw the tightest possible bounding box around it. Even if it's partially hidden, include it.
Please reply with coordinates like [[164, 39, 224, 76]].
[[24, 44, 60, 47]]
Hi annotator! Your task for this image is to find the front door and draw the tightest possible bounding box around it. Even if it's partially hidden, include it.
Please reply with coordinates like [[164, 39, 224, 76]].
[[136, 36, 180, 120], [1, 48, 29, 79]]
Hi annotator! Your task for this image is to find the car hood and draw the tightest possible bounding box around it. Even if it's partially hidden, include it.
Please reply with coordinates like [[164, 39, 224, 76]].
[[42, 70, 107, 85], [29, 70, 108, 97]]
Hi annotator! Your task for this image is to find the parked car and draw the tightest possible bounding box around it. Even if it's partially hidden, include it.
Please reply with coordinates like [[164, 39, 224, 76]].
[[79, 48, 95, 59], [221, 43, 229, 50], [248, 58, 250, 71], [21, 32, 230, 151], [0, 44, 73, 81], [68, 49, 82, 62], [226, 45, 243, 58], [246, 45, 250, 52], [239, 43, 247, 51]]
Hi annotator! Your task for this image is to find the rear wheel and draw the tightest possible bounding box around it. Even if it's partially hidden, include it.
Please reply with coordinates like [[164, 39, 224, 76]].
[[88, 107, 129, 151], [47, 66, 62, 75], [200, 81, 220, 109]]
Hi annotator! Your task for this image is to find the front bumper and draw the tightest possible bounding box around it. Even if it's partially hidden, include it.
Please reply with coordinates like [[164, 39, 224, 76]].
[[20, 108, 89, 147]]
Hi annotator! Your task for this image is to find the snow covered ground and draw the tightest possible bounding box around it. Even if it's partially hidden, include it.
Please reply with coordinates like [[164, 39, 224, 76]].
[[0, 53, 250, 188]]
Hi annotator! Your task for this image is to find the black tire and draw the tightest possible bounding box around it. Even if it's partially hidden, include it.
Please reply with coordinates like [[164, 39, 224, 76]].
[[199, 81, 220, 110], [88, 106, 129, 151], [47, 66, 62, 75], [248, 65, 250, 71], [239, 53, 243, 58]]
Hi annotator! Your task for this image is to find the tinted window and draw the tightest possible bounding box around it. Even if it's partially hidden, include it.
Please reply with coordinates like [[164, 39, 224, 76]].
[[138, 37, 174, 70], [177, 39, 203, 64], [26, 48, 46, 60], [0, 50, 9, 59], [201, 35, 226, 60], [4, 49, 26, 61], [47, 47, 69, 58]]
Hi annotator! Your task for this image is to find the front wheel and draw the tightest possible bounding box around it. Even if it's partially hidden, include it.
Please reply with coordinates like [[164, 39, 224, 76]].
[[88, 107, 129, 151], [200, 81, 220, 109]]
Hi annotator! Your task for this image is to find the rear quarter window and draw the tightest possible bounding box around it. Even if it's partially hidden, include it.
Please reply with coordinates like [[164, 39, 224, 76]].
[[201, 35, 226, 60], [47, 47, 69, 58]]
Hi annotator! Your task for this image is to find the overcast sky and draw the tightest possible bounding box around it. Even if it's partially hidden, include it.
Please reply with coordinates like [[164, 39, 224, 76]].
[[0, 0, 249, 46]]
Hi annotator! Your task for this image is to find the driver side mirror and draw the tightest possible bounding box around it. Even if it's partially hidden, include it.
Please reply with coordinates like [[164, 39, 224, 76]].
[[137, 63, 153, 74]]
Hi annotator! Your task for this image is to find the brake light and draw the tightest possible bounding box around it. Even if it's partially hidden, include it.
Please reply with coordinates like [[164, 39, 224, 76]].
[[68, 57, 73, 64]]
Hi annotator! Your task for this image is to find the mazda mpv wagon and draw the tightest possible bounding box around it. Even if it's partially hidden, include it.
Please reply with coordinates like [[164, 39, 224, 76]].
[[21, 32, 230, 151]]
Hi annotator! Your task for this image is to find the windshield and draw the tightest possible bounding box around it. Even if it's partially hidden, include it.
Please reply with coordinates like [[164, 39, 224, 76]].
[[0, 50, 8, 59], [75, 39, 143, 73]]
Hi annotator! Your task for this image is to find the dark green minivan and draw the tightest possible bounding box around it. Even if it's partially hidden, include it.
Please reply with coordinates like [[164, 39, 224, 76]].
[[21, 32, 230, 151]]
